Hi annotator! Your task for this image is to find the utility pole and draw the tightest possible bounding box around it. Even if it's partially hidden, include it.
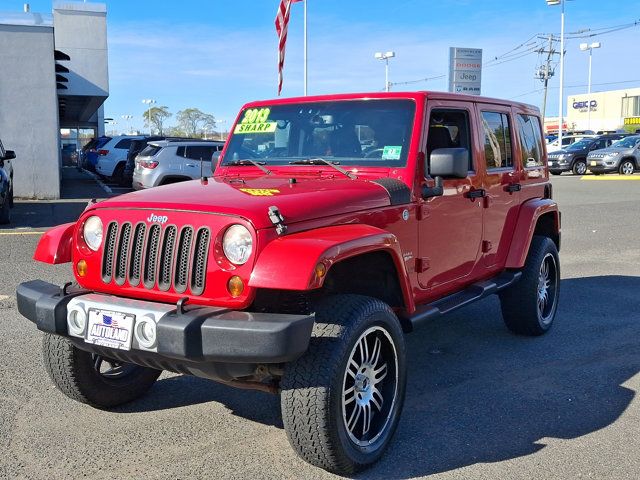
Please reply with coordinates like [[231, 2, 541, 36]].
[[536, 34, 558, 127]]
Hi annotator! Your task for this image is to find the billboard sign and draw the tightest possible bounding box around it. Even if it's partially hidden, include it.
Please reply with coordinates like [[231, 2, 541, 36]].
[[449, 47, 482, 95]]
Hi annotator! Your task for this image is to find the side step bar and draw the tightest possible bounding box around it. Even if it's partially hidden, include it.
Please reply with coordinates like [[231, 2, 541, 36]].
[[403, 270, 522, 331]]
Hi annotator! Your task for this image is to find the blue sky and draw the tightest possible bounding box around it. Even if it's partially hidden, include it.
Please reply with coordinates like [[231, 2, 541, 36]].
[[9, 0, 640, 132]]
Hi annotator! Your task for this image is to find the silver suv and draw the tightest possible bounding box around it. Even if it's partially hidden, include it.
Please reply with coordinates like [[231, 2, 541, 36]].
[[587, 135, 640, 175], [132, 140, 224, 189]]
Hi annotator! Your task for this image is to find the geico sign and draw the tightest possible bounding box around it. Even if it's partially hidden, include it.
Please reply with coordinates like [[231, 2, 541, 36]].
[[573, 100, 598, 109]]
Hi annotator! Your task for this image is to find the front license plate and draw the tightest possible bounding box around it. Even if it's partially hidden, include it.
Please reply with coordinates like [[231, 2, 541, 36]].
[[86, 309, 135, 351], [591, 161, 597, 166]]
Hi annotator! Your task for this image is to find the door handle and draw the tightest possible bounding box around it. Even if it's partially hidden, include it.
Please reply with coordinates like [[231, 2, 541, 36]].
[[506, 183, 522, 193], [185, 163, 196, 167], [465, 189, 486, 199]]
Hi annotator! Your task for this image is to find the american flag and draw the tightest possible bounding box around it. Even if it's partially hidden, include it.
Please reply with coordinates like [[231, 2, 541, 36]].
[[275, 0, 303, 95]]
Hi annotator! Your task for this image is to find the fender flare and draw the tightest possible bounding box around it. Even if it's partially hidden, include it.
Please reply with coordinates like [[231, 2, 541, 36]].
[[33, 222, 75, 264], [249, 224, 415, 312], [505, 199, 560, 269]]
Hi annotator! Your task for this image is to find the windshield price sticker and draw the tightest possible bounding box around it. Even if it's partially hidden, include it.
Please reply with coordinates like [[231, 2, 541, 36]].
[[382, 146, 402, 160], [235, 107, 276, 134]]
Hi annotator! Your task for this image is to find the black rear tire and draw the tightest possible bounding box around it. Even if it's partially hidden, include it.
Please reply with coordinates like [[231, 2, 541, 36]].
[[42, 333, 161, 408], [281, 295, 406, 475], [499, 236, 560, 336], [619, 159, 635, 176]]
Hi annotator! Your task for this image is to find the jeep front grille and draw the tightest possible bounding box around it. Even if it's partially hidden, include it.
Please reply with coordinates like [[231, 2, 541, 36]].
[[101, 221, 210, 295]]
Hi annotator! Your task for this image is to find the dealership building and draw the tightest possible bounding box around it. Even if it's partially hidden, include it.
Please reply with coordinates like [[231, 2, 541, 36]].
[[545, 87, 640, 134], [0, 2, 108, 199]]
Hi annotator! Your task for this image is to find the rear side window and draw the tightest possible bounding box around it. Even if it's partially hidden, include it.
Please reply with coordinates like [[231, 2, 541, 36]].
[[516, 114, 544, 167], [140, 145, 161, 157], [115, 139, 133, 150], [185, 146, 217, 160], [481, 111, 513, 169]]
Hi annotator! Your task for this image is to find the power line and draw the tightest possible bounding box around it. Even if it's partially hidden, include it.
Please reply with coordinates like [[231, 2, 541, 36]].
[[513, 79, 640, 99]]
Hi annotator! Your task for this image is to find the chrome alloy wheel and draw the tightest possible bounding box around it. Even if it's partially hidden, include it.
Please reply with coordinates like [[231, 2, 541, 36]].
[[575, 161, 587, 175], [537, 253, 559, 324], [92, 354, 137, 379], [342, 326, 398, 447], [621, 161, 634, 175]]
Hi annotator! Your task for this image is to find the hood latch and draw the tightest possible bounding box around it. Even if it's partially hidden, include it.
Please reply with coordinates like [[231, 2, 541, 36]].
[[268, 206, 287, 235]]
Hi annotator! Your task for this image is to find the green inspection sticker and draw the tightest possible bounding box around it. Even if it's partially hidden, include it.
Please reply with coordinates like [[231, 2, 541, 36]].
[[382, 146, 402, 160]]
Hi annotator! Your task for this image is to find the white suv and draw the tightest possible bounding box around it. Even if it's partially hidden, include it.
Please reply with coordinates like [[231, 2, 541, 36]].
[[95, 135, 146, 180], [132, 139, 224, 190]]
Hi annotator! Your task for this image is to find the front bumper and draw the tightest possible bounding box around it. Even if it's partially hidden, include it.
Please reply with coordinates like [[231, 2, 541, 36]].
[[548, 159, 571, 173], [17, 280, 314, 364], [587, 159, 618, 173]]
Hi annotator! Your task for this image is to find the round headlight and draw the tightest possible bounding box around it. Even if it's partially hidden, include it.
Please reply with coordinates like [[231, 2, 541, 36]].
[[83, 216, 103, 251], [223, 224, 252, 265]]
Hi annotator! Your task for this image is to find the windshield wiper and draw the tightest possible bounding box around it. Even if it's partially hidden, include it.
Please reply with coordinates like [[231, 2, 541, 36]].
[[289, 158, 356, 179], [225, 159, 272, 175]]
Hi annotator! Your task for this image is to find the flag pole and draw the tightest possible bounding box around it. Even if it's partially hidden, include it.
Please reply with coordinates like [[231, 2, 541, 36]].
[[303, 0, 308, 96]]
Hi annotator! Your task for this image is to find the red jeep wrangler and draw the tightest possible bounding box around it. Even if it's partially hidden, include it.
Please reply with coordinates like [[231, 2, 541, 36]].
[[17, 92, 560, 474]]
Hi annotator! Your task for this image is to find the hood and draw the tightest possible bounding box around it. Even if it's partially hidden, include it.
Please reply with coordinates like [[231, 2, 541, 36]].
[[548, 148, 578, 156], [89, 175, 396, 229], [588, 146, 633, 155]]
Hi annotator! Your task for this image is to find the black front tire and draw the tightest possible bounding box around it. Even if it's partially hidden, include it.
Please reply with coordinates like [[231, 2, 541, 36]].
[[499, 236, 560, 336], [619, 159, 635, 176], [281, 295, 407, 475], [572, 159, 587, 175], [42, 333, 161, 408]]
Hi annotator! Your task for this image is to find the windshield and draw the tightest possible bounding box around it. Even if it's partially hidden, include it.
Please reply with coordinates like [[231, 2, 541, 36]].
[[222, 100, 416, 168], [610, 136, 640, 149], [567, 139, 592, 150]]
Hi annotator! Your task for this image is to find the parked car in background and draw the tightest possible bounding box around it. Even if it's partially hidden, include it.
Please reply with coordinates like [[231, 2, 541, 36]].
[[132, 139, 223, 189], [548, 133, 629, 175], [122, 136, 196, 187], [0, 138, 16, 224], [61, 143, 77, 166], [81, 136, 111, 172], [587, 135, 640, 175], [95, 135, 145, 182], [547, 134, 596, 149]]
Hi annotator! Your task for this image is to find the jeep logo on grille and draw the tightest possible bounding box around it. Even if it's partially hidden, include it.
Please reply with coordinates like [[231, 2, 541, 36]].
[[147, 213, 168, 224]]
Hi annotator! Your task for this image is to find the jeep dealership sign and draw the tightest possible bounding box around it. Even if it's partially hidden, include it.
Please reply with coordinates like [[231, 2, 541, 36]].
[[448, 47, 482, 95]]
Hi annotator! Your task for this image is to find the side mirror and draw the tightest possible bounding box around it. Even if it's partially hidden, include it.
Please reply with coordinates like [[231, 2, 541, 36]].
[[428, 148, 469, 178], [211, 151, 221, 173], [3, 150, 15, 160]]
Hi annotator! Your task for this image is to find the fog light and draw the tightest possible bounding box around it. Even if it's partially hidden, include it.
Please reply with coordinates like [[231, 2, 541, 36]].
[[77, 260, 88, 277], [315, 262, 327, 278], [135, 315, 157, 349], [67, 306, 87, 336], [227, 276, 244, 297]]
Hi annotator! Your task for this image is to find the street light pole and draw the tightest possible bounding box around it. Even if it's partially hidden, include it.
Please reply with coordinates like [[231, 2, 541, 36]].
[[375, 51, 395, 92], [580, 42, 601, 131], [142, 99, 156, 136], [121, 115, 133, 134], [546, 0, 566, 146]]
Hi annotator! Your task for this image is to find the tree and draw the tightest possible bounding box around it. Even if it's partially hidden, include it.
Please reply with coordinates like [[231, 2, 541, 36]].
[[176, 108, 216, 137], [143, 106, 172, 135]]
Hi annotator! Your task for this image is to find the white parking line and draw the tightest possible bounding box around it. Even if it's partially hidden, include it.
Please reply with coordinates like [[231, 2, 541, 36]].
[[81, 168, 112, 194]]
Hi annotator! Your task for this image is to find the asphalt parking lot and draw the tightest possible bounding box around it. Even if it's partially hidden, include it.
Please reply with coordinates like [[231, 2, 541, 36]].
[[0, 172, 638, 480]]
